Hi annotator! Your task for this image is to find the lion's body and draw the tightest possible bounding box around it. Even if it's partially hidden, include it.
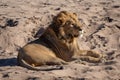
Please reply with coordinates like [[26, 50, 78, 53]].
[[17, 11, 102, 70]]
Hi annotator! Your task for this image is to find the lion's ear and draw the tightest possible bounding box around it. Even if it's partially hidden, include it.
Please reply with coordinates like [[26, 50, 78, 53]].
[[73, 13, 77, 16]]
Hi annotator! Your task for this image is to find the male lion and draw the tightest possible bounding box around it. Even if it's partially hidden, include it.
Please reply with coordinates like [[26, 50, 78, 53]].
[[17, 11, 103, 71]]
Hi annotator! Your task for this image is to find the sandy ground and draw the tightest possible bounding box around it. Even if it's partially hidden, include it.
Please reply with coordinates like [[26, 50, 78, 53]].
[[0, 0, 120, 80]]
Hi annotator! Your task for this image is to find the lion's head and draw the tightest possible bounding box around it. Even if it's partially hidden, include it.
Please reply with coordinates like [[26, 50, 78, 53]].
[[35, 11, 83, 43], [51, 11, 83, 43]]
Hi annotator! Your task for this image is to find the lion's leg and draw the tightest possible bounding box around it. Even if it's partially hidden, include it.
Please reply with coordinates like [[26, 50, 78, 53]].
[[80, 50, 103, 63], [85, 50, 102, 58], [79, 56, 101, 63], [75, 50, 103, 63]]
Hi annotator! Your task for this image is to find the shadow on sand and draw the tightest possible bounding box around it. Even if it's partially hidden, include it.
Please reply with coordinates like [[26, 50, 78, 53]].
[[0, 58, 17, 67]]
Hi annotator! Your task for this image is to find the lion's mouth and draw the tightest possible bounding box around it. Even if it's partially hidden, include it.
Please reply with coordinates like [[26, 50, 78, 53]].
[[63, 30, 84, 39]]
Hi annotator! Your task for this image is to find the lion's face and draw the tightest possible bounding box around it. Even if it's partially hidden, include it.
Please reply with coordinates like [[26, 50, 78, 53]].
[[53, 11, 83, 43]]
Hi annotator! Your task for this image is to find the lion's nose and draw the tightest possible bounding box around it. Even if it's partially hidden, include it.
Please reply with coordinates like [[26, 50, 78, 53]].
[[75, 26, 82, 31], [79, 28, 82, 31]]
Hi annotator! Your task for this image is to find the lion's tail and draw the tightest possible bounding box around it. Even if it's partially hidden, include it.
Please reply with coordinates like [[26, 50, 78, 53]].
[[18, 58, 63, 71]]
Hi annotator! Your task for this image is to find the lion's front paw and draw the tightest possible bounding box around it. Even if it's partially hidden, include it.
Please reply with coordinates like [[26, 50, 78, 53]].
[[78, 50, 103, 63]]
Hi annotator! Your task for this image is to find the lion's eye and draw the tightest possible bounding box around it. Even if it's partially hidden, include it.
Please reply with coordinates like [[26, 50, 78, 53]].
[[66, 21, 71, 25], [70, 24, 74, 28]]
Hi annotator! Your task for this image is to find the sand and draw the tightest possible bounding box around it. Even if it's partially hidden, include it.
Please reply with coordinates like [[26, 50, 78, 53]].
[[0, 0, 120, 80]]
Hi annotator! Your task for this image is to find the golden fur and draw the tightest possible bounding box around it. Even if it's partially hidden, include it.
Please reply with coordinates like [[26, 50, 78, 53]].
[[17, 11, 103, 71]]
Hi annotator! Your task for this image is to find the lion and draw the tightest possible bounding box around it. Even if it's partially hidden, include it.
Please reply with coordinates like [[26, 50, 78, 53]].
[[17, 11, 103, 71]]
